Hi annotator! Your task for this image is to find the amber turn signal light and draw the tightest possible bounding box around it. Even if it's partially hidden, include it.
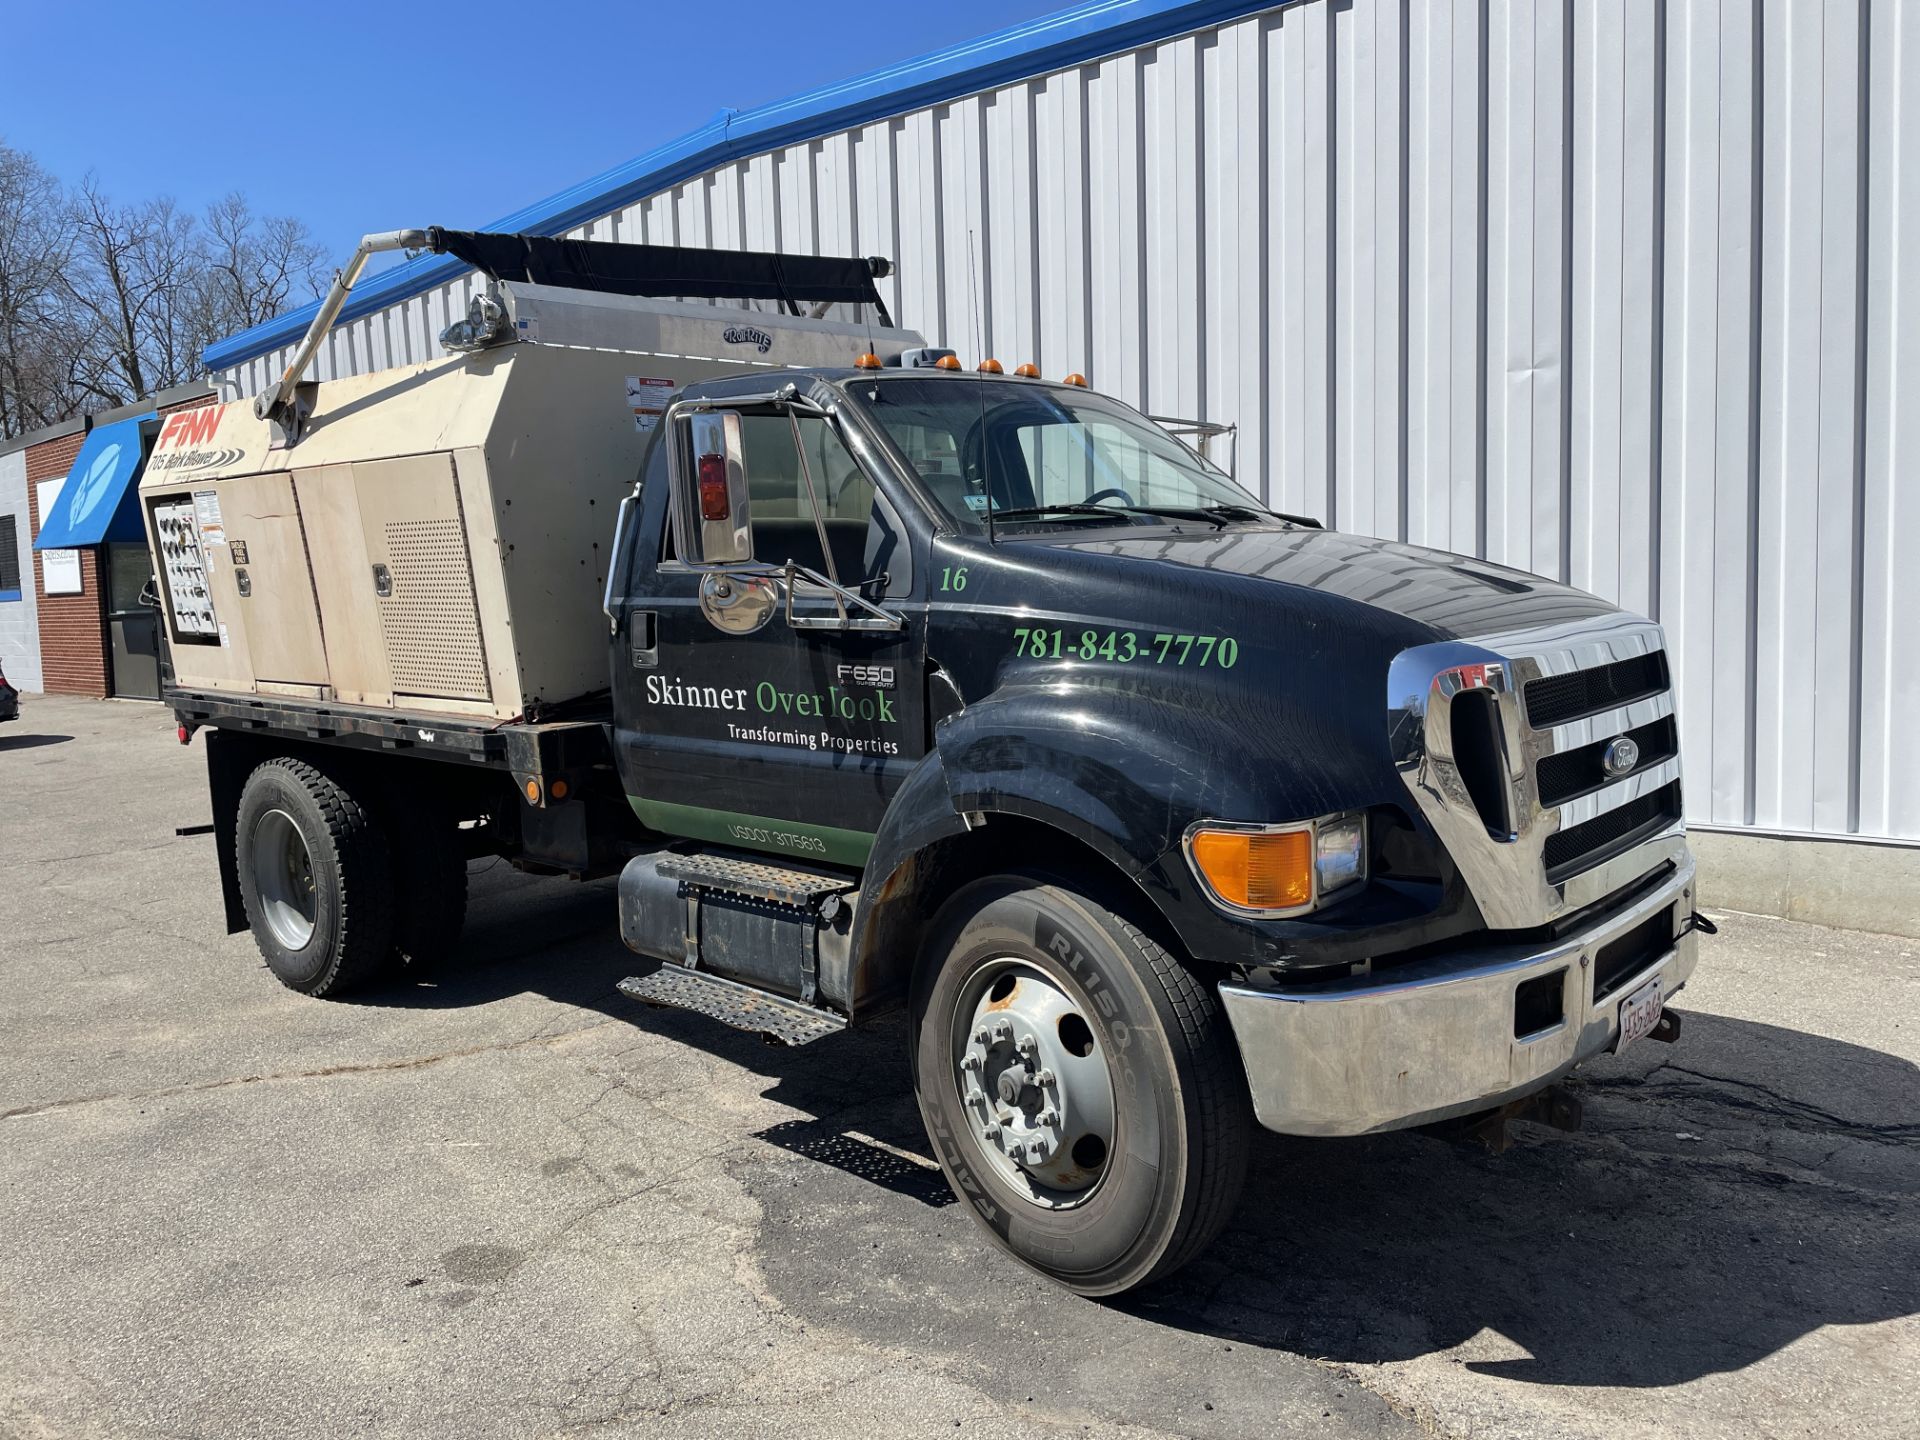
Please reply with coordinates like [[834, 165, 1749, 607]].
[[1188, 828, 1313, 911]]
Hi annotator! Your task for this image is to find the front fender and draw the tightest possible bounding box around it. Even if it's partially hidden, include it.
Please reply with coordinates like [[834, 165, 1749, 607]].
[[934, 677, 1254, 876], [848, 679, 1279, 1008]]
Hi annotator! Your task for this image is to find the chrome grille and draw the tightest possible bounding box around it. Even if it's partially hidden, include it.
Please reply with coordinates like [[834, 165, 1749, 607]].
[[1387, 615, 1686, 929], [1524, 651, 1669, 727]]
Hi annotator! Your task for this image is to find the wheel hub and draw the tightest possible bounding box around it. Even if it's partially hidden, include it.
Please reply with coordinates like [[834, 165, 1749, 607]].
[[253, 808, 317, 951], [956, 963, 1115, 1199]]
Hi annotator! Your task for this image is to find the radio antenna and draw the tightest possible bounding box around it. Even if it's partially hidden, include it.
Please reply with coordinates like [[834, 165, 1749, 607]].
[[968, 228, 997, 546]]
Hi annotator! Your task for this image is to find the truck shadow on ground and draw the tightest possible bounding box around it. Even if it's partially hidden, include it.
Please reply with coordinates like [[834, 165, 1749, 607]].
[[1125, 1009, 1920, 1389], [367, 863, 1920, 1392]]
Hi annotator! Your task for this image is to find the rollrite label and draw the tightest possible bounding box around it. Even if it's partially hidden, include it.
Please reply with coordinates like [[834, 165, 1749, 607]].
[[722, 325, 774, 354]]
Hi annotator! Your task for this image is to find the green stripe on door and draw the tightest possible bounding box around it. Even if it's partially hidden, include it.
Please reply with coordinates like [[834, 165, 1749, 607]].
[[628, 796, 874, 868]]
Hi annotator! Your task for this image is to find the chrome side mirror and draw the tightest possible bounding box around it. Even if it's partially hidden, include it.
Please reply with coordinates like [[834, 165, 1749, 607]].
[[669, 409, 753, 565]]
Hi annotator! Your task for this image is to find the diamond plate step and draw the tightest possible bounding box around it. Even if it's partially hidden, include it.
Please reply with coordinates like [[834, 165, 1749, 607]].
[[656, 852, 856, 910], [618, 966, 848, 1046]]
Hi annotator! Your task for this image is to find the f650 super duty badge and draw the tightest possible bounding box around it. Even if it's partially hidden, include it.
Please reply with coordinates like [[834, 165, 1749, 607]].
[[836, 662, 895, 691]]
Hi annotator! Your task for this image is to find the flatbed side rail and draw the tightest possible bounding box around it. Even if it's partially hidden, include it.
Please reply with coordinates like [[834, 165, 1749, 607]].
[[168, 688, 516, 767]]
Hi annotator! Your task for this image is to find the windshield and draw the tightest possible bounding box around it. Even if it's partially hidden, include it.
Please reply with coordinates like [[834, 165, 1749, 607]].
[[847, 377, 1266, 531]]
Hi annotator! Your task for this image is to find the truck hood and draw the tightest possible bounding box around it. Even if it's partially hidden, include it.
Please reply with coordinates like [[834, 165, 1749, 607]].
[[1052, 522, 1619, 641]]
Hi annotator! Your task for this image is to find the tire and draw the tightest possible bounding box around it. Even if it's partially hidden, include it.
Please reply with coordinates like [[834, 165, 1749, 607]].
[[235, 756, 396, 997], [388, 805, 468, 971], [910, 872, 1253, 1296]]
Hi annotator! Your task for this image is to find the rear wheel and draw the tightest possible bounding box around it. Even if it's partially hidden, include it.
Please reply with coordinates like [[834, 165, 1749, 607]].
[[910, 872, 1253, 1295], [235, 756, 395, 997]]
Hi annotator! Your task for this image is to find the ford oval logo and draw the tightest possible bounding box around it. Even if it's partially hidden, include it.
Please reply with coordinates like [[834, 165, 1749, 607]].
[[1601, 736, 1641, 779]]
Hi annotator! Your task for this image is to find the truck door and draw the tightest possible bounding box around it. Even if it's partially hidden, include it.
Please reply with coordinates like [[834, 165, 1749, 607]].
[[613, 397, 925, 869]]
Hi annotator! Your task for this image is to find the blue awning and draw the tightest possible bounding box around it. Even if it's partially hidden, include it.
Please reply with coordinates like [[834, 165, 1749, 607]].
[[34, 417, 152, 549]]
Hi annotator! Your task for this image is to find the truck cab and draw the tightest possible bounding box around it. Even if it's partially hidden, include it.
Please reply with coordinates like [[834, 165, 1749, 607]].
[[605, 360, 1700, 1290]]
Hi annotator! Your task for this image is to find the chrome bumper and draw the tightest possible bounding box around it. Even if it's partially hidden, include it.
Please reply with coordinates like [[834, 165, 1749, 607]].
[[1217, 853, 1698, 1137]]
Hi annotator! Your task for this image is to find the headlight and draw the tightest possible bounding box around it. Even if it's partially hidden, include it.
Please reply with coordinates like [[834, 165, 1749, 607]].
[[1314, 813, 1366, 896], [1184, 811, 1368, 917]]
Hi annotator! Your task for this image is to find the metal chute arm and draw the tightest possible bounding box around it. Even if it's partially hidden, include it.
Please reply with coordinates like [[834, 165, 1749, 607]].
[[254, 227, 898, 430], [254, 229, 431, 424]]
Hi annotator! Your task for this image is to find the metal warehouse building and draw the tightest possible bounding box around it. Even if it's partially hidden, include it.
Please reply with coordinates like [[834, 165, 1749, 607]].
[[204, 0, 1918, 927]]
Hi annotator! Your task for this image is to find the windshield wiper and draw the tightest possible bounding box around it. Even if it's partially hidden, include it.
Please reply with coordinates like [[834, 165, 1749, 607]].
[[986, 503, 1151, 523], [987, 501, 1282, 528]]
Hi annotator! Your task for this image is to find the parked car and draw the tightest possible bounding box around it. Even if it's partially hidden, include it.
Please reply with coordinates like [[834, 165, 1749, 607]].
[[0, 660, 18, 722]]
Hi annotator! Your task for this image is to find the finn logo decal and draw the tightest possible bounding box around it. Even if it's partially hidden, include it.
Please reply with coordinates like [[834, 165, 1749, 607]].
[[1601, 736, 1641, 779], [146, 406, 243, 475], [722, 325, 774, 354]]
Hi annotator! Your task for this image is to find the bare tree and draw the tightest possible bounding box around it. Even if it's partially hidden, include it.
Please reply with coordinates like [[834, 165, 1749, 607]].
[[193, 192, 325, 347], [0, 146, 327, 437], [62, 176, 207, 405], [0, 140, 78, 438]]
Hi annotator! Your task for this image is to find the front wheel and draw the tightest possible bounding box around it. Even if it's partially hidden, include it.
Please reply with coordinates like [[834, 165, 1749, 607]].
[[910, 873, 1253, 1295]]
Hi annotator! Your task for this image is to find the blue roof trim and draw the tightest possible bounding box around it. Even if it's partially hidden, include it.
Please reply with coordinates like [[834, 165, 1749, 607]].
[[204, 0, 1285, 372]]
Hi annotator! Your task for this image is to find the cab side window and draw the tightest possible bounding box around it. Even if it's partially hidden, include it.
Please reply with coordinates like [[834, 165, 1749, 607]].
[[738, 414, 881, 583]]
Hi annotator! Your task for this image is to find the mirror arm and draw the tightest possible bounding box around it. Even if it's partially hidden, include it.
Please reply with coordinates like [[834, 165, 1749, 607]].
[[780, 562, 905, 632], [785, 407, 847, 625]]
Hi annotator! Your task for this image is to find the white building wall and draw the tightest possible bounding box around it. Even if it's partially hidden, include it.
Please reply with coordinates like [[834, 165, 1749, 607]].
[[0, 447, 42, 692], [213, 0, 1920, 846]]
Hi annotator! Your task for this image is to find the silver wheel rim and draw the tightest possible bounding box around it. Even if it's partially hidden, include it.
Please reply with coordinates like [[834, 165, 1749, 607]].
[[253, 808, 317, 950], [951, 958, 1117, 1208]]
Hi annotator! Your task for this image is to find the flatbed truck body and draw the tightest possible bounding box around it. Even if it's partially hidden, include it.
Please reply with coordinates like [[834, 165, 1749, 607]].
[[153, 231, 1705, 1294]]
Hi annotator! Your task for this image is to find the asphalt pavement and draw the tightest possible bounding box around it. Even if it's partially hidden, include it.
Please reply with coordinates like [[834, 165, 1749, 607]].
[[2, 694, 1915, 1439]]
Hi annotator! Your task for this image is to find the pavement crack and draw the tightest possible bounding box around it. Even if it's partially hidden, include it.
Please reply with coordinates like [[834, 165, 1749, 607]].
[[0, 1020, 624, 1122], [1587, 1064, 1920, 1145]]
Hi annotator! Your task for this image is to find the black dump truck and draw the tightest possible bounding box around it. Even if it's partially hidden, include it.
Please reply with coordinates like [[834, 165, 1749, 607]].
[[149, 233, 1704, 1294]]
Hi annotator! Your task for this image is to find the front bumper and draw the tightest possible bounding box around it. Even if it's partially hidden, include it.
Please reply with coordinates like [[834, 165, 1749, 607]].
[[1217, 853, 1698, 1137]]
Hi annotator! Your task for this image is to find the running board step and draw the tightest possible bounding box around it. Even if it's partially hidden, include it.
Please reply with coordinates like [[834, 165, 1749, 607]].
[[618, 965, 848, 1046], [656, 852, 855, 911]]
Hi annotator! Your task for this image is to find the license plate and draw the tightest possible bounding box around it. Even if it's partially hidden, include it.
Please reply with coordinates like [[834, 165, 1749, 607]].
[[1615, 973, 1664, 1053]]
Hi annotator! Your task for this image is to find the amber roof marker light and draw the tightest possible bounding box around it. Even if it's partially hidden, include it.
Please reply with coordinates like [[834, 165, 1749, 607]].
[[935, 354, 963, 370], [1013, 362, 1041, 378], [854, 352, 883, 370], [977, 358, 1004, 374], [1063, 372, 1089, 388]]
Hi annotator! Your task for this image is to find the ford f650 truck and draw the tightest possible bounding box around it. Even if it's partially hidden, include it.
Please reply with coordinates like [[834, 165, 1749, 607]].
[[149, 229, 1705, 1294]]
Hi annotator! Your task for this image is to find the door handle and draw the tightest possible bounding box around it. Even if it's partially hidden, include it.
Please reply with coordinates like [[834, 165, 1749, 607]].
[[630, 610, 658, 669]]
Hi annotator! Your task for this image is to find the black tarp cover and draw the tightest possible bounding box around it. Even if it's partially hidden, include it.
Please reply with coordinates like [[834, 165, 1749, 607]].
[[427, 229, 888, 320]]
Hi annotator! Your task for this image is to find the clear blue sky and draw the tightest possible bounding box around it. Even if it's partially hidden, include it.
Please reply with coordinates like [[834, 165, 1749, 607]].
[[3, 0, 1058, 263]]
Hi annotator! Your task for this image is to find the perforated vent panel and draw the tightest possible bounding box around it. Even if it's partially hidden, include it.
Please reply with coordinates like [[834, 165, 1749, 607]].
[[379, 519, 491, 700]]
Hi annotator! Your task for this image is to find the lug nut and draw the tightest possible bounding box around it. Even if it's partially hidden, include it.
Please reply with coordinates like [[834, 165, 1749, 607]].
[[961, 1052, 982, 1071], [1017, 1032, 1038, 1056], [1039, 1108, 1060, 1127], [1034, 1068, 1056, 1087], [991, 1019, 1013, 1042], [982, 1123, 1001, 1141], [973, 1025, 991, 1045], [1026, 1143, 1047, 1163]]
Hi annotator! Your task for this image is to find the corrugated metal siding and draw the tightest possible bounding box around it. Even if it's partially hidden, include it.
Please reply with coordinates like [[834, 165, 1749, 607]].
[[215, 0, 1920, 844]]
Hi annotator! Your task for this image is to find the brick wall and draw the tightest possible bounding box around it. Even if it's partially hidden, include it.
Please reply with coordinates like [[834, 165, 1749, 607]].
[[26, 430, 108, 698]]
